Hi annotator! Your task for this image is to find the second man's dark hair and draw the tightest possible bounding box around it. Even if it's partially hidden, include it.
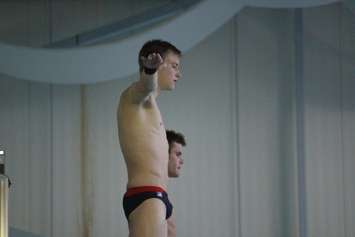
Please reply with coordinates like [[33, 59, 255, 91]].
[[166, 130, 186, 152]]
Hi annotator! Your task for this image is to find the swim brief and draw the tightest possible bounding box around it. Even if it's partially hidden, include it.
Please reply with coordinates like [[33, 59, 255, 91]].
[[122, 186, 173, 220]]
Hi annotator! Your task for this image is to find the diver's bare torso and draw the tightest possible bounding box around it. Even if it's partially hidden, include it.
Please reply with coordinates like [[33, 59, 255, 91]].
[[118, 83, 169, 189]]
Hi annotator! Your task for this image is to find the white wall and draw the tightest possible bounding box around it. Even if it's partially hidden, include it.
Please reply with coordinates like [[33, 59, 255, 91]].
[[303, 4, 355, 237], [237, 8, 297, 237], [0, 3, 355, 237], [341, 8, 355, 237]]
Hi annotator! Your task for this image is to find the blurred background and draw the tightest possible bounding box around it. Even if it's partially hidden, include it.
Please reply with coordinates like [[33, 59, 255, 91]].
[[0, 1, 355, 237]]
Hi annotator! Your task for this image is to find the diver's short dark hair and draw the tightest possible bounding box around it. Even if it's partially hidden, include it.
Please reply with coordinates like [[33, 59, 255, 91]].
[[166, 130, 186, 152], [139, 39, 181, 72]]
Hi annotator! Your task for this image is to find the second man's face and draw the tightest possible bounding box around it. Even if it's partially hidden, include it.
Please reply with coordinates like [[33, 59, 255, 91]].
[[168, 142, 184, 178], [157, 52, 181, 90]]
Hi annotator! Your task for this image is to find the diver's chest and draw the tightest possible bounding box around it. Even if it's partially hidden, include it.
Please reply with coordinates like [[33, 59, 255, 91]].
[[141, 100, 165, 129]]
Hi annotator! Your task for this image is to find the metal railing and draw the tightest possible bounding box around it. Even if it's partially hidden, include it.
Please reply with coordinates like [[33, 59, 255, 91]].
[[0, 175, 9, 237]]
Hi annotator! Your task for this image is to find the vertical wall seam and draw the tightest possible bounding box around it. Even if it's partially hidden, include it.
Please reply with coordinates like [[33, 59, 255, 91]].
[[338, 5, 347, 237], [294, 9, 307, 237], [27, 82, 31, 229], [80, 85, 86, 237], [232, 15, 242, 237], [47, 0, 54, 235], [49, 84, 54, 237], [80, 85, 91, 237]]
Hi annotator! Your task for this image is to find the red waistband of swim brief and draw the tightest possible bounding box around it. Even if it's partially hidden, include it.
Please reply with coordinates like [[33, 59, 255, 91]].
[[125, 186, 166, 197]]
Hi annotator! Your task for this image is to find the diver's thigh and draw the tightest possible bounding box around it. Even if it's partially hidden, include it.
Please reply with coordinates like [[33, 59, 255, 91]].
[[128, 198, 167, 237]]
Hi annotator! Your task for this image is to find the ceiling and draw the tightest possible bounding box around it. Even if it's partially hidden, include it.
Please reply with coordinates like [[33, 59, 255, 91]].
[[0, 0, 353, 84]]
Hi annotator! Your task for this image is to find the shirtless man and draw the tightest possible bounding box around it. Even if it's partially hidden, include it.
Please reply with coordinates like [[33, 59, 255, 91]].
[[166, 130, 186, 237], [117, 40, 181, 237]]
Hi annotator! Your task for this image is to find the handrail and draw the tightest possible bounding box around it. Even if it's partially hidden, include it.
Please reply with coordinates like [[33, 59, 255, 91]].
[[0, 175, 9, 237]]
